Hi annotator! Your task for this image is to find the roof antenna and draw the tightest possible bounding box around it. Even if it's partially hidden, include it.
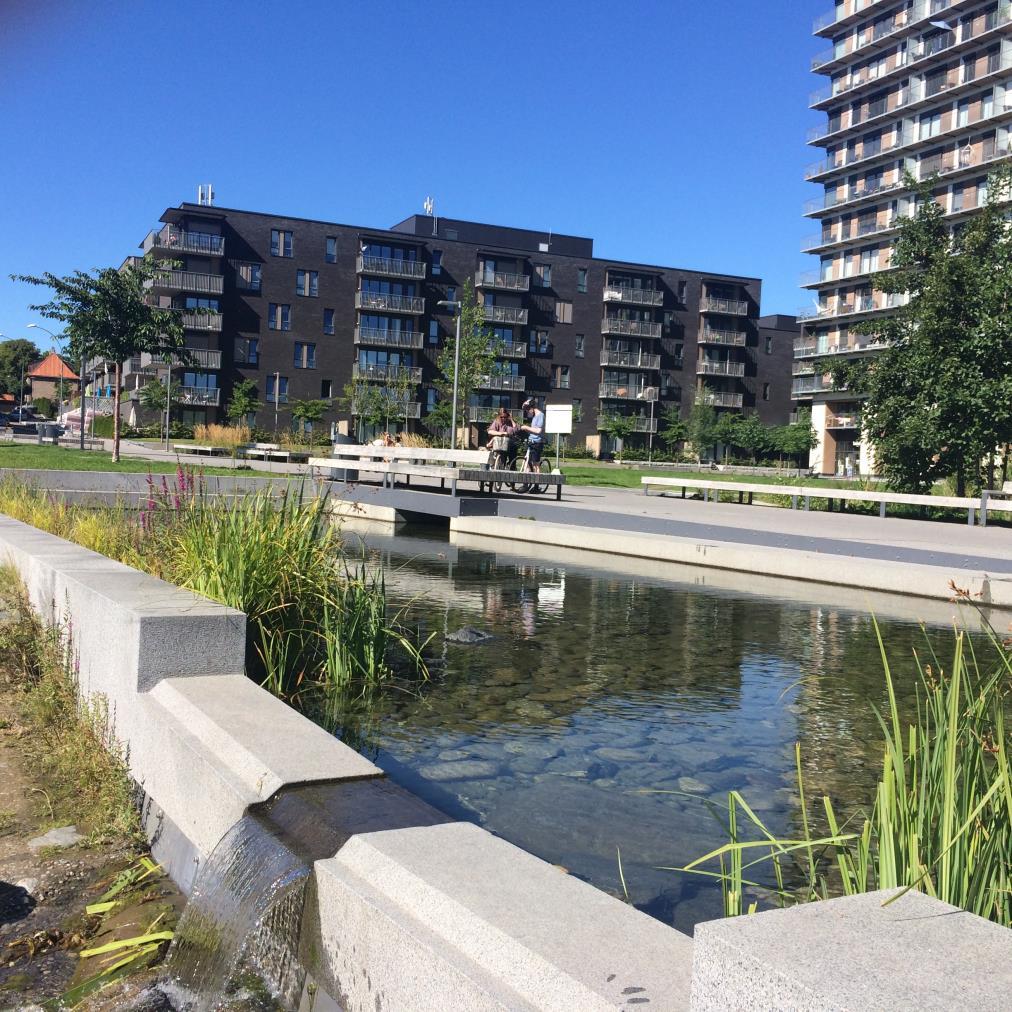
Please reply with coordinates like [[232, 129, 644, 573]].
[[197, 184, 215, 206], [424, 195, 436, 236]]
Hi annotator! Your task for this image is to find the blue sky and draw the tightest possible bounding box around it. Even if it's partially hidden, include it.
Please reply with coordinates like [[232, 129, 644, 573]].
[[1, 0, 824, 345]]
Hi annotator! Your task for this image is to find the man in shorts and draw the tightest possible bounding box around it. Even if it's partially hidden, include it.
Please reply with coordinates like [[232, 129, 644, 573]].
[[520, 398, 545, 466]]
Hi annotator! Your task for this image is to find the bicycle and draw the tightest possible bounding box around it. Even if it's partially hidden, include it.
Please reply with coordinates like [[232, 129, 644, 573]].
[[510, 439, 551, 494], [487, 434, 512, 492]]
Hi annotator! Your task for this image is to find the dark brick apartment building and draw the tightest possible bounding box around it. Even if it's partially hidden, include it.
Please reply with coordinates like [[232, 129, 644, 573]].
[[106, 202, 795, 451]]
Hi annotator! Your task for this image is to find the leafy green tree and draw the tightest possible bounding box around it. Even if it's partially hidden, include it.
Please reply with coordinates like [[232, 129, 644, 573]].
[[290, 398, 328, 440], [658, 405, 688, 452], [13, 260, 185, 461], [686, 402, 718, 462], [342, 379, 385, 442], [226, 378, 261, 424], [0, 339, 40, 399], [599, 414, 636, 460], [826, 167, 1012, 495], [713, 411, 740, 461], [771, 410, 819, 467], [733, 414, 771, 464], [31, 396, 54, 419], [138, 376, 182, 416]]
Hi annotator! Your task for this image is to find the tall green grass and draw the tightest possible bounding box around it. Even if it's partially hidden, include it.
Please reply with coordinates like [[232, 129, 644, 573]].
[[677, 619, 1012, 925]]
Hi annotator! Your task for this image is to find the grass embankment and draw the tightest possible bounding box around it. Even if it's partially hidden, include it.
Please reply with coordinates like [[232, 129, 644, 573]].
[[559, 462, 868, 491], [0, 444, 252, 476]]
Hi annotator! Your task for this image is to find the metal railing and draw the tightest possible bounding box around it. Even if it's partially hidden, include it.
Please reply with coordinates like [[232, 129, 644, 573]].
[[475, 269, 530, 291], [142, 348, 223, 370], [699, 328, 747, 347], [479, 374, 526, 391], [467, 406, 502, 423], [919, 141, 1009, 181], [356, 254, 427, 279], [827, 414, 860, 428], [177, 386, 221, 407], [482, 305, 529, 325], [697, 390, 744, 408], [353, 400, 421, 418], [791, 374, 837, 395], [794, 337, 887, 358], [147, 270, 224, 295], [603, 286, 664, 307], [599, 383, 649, 400], [804, 176, 903, 216], [697, 360, 746, 377], [701, 296, 749, 315], [352, 363, 422, 383], [181, 310, 222, 332], [144, 224, 224, 256], [353, 327, 424, 348], [355, 291, 425, 314], [600, 349, 662, 369], [601, 317, 662, 338], [596, 415, 657, 433], [498, 341, 527, 358]]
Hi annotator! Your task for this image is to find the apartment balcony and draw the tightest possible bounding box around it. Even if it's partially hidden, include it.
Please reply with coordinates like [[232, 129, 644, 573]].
[[498, 341, 527, 359], [479, 374, 526, 392], [794, 337, 888, 359], [791, 373, 840, 396], [141, 348, 223, 370], [804, 177, 904, 217], [355, 291, 425, 314], [467, 406, 502, 424], [146, 270, 224, 295], [701, 296, 749, 316], [798, 293, 907, 321], [353, 400, 421, 419], [353, 327, 424, 349], [599, 383, 650, 400], [697, 390, 744, 409], [601, 317, 662, 339], [597, 415, 658, 433], [143, 224, 224, 257], [475, 269, 530, 292], [826, 414, 860, 429], [356, 254, 427, 280], [600, 349, 661, 370], [181, 310, 222, 332], [121, 356, 155, 379], [697, 360, 746, 378], [603, 286, 664, 308], [919, 141, 1011, 182], [482, 305, 529, 325], [806, 126, 916, 181], [177, 386, 221, 407], [352, 363, 422, 384], [699, 328, 747, 347]]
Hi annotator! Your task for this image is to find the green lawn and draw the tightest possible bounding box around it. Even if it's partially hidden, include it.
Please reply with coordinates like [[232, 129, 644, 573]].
[[0, 444, 253, 477]]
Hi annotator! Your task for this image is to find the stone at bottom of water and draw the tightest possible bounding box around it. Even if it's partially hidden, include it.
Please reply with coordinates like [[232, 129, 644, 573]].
[[416, 759, 500, 782], [676, 777, 709, 794]]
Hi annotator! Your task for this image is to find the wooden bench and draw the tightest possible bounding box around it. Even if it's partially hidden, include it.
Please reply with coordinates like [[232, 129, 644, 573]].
[[642, 476, 989, 525], [241, 443, 312, 463], [173, 444, 232, 456]]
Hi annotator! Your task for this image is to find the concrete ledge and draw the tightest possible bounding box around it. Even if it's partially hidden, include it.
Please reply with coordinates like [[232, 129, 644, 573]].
[[690, 889, 1012, 1010], [450, 516, 1012, 609], [329, 499, 402, 524]]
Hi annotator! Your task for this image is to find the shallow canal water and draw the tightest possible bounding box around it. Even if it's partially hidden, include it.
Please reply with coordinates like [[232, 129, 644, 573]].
[[322, 525, 992, 934]]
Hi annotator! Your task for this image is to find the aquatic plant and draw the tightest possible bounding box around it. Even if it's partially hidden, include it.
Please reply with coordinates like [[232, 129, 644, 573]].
[[676, 617, 1012, 926]]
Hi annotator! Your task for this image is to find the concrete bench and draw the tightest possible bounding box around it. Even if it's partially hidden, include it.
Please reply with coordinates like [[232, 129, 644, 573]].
[[173, 444, 232, 456], [642, 475, 986, 525], [242, 447, 312, 463]]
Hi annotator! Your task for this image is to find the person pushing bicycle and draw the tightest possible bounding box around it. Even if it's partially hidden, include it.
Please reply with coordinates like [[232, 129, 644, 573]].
[[519, 398, 545, 466]]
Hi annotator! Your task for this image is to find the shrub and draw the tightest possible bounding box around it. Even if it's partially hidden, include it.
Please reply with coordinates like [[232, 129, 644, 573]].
[[32, 396, 54, 418]]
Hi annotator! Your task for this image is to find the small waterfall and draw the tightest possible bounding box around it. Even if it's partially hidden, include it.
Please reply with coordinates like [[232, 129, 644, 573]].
[[164, 778, 450, 1010]]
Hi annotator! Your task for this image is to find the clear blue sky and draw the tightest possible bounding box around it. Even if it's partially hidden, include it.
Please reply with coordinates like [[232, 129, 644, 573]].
[[1, 0, 823, 346]]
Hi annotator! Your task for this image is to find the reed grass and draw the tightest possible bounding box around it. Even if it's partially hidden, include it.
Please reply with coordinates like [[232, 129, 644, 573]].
[[676, 618, 1012, 926], [193, 422, 251, 451]]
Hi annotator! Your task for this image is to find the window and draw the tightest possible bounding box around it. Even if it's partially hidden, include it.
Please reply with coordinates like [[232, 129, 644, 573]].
[[185, 297, 220, 311], [234, 261, 262, 291], [294, 342, 316, 369], [325, 237, 337, 263], [575, 334, 585, 358], [533, 263, 552, 288], [296, 270, 318, 297], [323, 308, 335, 335], [265, 374, 288, 403], [432, 250, 442, 276], [426, 387, 438, 411], [234, 337, 259, 365], [951, 184, 964, 212], [762, 382, 770, 401], [764, 335, 773, 355], [555, 300, 573, 324], [919, 111, 941, 140], [529, 329, 550, 354], [572, 398, 583, 422], [428, 320, 439, 344], [182, 371, 217, 390], [446, 286, 456, 303], [577, 268, 587, 294], [271, 229, 293, 257], [321, 379, 333, 399], [268, 303, 291, 331], [553, 365, 571, 390]]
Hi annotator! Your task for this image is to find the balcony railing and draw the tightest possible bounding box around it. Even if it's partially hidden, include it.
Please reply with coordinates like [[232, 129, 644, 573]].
[[919, 141, 1010, 181], [122, 356, 155, 378], [698, 390, 744, 409], [792, 373, 838, 396], [467, 406, 501, 424], [143, 224, 224, 256], [177, 386, 221, 407], [497, 341, 527, 359], [697, 360, 746, 378], [600, 349, 661, 369], [794, 338, 888, 359], [599, 383, 649, 400], [701, 296, 749, 315], [597, 415, 658, 433], [181, 310, 222, 332], [475, 269, 530, 292], [482, 305, 529, 325], [356, 254, 426, 280], [827, 414, 860, 428], [355, 291, 425, 314], [804, 177, 903, 216], [699, 328, 747, 347], [353, 400, 421, 419], [798, 293, 907, 320], [142, 348, 223, 370], [353, 327, 424, 349], [352, 363, 422, 383], [601, 317, 662, 338], [603, 286, 664, 307], [146, 270, 224, 295], [479, 374, 526, 392]]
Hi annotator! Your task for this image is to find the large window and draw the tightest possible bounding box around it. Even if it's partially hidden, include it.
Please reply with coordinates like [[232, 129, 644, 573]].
[[553, 364, 571, 389], [271, 229, 293, 257], [296, 270, 318, 297], [268, 303, 291, 330], [577, 268, 587, 294], [326, 237, 337, 263], [234, 261, 262, 291], [533, 263, 552, 288], [294, 342, 316, 369], [575, 334, 585, 358], [323, 308, 335, 335], [529, 329, 550, 354], [234, 337, 259, 365], [266, 374, 288, 402], [185, 297, 219, 311], [555, 300, 573, 324]]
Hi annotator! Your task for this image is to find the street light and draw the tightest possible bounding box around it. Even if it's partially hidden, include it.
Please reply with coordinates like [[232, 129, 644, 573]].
[[637, 386, 658, 463], [437, 300, 462, 449]]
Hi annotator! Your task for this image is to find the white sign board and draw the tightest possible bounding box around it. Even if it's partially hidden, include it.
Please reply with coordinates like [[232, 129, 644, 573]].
[[545, 404, 573, 435]]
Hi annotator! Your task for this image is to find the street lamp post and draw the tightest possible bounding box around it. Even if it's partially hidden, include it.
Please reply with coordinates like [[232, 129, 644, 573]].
[[437, 300, 462, 449], [638, 386, 658, 463]]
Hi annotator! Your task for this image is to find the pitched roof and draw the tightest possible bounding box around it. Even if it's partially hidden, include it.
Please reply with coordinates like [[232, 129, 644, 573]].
[[28, 351, 79, 381]]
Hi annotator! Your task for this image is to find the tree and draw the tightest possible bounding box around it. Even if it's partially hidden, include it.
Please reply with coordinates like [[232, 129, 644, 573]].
[[733, 414, 771, 464], [434, 280, 502, 446], [686, 402, 718, 462], [713, 411, 741, 461], [226, 378, 261, 424], [0, 339, 40, 399], [826, 167, 1012, 495], [13, 260, 186, 461], [599, 414, 636, 460], [137, 376, 182, 416], [32, 396, 54, 419], [658, 405, 688, 452], [771, 410, 819, 467], [290, 398, 328, 440], [341, 379, 385, 442]]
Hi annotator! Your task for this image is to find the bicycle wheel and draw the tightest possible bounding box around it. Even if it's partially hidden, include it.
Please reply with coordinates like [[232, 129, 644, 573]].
[[507, 455, 532, 493], [490, 450, 507, 492], [530, 459, 551, 494]]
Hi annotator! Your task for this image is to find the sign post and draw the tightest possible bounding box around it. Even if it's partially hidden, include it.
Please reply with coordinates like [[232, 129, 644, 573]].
[[545, 404, 574, 471]]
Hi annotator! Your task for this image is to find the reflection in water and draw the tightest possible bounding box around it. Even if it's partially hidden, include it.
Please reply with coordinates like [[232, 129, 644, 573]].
[[319, 526, 986, 933]]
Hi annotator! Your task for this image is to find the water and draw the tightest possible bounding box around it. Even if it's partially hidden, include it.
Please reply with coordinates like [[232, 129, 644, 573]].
[[319, 525, 994, 934]]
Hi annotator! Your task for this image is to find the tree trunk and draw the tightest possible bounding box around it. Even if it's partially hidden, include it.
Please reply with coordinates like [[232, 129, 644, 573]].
[[112, 362, 122, 463], [1001, 443, 1010, 487], [955, 460, 965, 498]]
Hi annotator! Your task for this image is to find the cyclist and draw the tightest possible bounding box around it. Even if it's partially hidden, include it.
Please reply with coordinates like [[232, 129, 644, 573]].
[[485, 407, 518, 468], [519, 398, 545, 468]]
